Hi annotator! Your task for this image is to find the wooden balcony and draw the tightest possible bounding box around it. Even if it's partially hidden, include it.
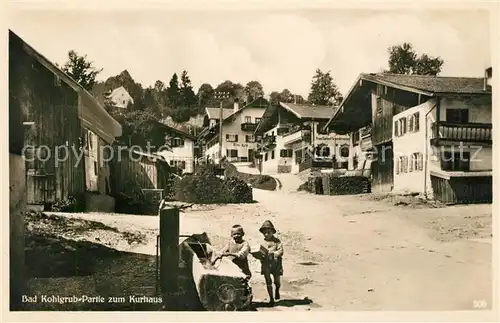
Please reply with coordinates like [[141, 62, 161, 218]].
[[431, 122, 492, 145], [241, 123, 258, 132]]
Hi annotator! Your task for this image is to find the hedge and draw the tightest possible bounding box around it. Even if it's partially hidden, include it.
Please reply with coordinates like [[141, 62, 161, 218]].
[[223, 162, 277, 191], [173, 166, 253, 204]]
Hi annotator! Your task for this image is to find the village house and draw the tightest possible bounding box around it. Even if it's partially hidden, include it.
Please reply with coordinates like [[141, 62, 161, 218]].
[[107, 85, 134, 108], [9, 30, 123, 212], [253, 102, 350, 174], [324, 71, 492, 203], [155, 123, 197, 174], [198, 97, 268, 163]]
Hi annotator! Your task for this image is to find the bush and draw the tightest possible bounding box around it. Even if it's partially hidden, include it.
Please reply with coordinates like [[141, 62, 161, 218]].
[[222, 161, 277, 191], [48, 195, 85, 212], [174, 169, 254, 204], [174, 172, 230, 204], [224, 177, 253, 203]]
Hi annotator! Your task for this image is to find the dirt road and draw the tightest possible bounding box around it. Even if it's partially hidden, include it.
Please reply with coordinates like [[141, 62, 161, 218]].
[[55, 180, 492, 312]]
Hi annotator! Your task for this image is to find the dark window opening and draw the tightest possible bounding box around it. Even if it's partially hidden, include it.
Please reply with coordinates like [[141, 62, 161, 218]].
[[441, 151, 470, 171], [446, 109, 469, 124]]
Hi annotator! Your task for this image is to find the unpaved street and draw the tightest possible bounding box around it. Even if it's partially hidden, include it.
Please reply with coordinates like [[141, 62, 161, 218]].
[[54, 177, 492, 311]]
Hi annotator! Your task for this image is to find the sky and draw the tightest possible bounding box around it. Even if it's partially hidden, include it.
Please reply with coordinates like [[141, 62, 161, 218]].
[[10, 8, 492, 98]]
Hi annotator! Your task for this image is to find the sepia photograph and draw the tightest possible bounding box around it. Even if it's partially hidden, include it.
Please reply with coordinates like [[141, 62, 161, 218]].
[[6, 0, 497, 319]]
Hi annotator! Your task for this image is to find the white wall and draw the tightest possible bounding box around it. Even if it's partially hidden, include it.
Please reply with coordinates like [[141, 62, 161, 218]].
[[221, 106, 264, 160], [393, 101, 431, 193], [260, 125, 280, 174], [393, 96, 494, 196], [158, 138, 195, 173]]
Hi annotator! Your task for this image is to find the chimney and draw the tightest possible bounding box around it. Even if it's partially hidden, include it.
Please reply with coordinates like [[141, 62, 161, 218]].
[[484, 67, 493, 90], [233, 98, 240, 113]]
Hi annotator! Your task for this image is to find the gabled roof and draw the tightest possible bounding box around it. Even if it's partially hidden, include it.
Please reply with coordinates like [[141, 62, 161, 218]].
[[279, 102, 335, 119], [361, 73, 491, 95], [198, 97, 268, 140], [156, 121, 196, 140], [324, 72, 492, 131], [108, 86, 135, 103], [205, 107, 234, 120], [10, 30, 122, 143]]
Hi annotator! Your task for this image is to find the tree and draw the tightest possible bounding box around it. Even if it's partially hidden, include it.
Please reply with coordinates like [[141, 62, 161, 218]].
[[307, 69, 343, 106], [244, 81, 264, 102], [280, 89, 294, 103], [62, 50, 102, 91], [197, 83, 214, 107], [386, 42, 444, 76], [166, 73, 180, 108], [269, 91, 281, 104], [180, 70, 197, 107]]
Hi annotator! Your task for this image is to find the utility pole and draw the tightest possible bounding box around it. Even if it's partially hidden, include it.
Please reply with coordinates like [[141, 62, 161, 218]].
[[214, 91, 231, 164]]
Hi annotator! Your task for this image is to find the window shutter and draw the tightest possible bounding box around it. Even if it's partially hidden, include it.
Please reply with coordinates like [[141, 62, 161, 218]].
[[235, 135, 239, 142], [409, 154, 414, 172], [414, 112, 420, 132], [394, 120, 399, 137], [226, 134, 229, 140], [408, 116, 413, 132], [396, 157, 400, 174]]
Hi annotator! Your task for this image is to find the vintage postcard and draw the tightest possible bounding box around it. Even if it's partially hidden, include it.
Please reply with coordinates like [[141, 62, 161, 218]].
[[4, 0, 498, 321]]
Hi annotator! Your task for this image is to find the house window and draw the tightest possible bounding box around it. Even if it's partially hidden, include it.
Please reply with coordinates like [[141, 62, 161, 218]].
[[227, 150, 238, 158], [172, 137, 184, 148], [280, 149, 293, 158], [408, 115, 414, 132], [352, 131, 360, 145], [410, 152, 424, 172], [441, 151, 470, 171], [400, 118, 407, 136], [295, 149, 302, 164], [271, 150, 275, 159], [446, 109, 469, 123], [244, 116, 251, 123], [398, 156, 409, 173], [265, 153, 268, 161], [394, 120, 399, 137], [395, 157, 400, 174], [315, 145, 330, 157], [255, 117, 262, 124], [353, 155, 358, 169], [170, 160, 174, 166], [94, 161, 98, 175], [413, 112, 420, 132], [246, 135, 255, 143], [340, 145, 349, 158], [226, 134, 238, 142]]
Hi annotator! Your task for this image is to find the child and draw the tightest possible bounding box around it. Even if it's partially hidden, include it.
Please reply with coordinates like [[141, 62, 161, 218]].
[[258, 220, 283, 305], [212, 224, 252, 279]]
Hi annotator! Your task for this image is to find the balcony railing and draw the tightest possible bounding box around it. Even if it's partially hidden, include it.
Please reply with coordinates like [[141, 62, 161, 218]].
[[282, 129, 311, 145], [241, 123, 258, 132], [431, 122, 492, 144]]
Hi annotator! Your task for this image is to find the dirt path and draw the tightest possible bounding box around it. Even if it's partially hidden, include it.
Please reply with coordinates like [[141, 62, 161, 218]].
[[51, 184, 492, 311]]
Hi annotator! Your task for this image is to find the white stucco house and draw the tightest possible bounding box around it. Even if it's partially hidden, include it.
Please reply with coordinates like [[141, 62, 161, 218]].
[[156, 124, 196, 174], [325, 70, 493, 203], [198, 97, 268, 163], [254, 102, 350, 175], [107, 86, 134, 109]]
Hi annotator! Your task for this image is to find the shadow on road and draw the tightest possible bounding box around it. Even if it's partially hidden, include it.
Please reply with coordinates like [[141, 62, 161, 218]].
[[252, 297, 314, 309]]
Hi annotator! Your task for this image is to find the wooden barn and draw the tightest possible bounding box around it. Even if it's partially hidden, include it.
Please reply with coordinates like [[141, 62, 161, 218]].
[[9, 30, 122, 209]]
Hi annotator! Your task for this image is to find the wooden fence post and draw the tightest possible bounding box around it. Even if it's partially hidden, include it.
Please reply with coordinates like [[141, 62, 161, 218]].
[[159, 206, 180, 310]]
